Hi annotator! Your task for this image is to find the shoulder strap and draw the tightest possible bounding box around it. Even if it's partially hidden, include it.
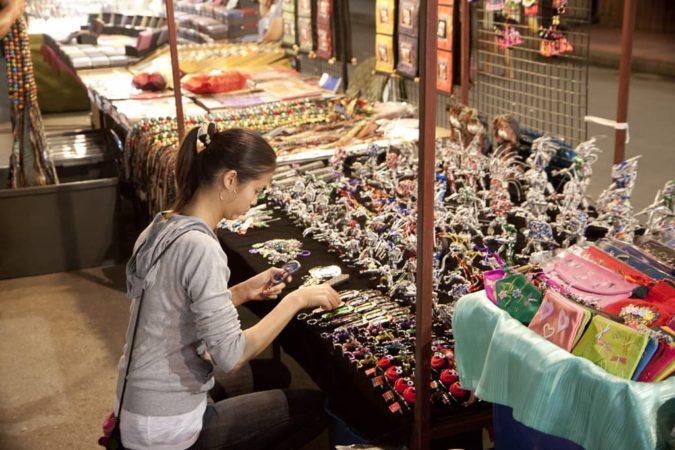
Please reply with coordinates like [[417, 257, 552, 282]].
[[116, 229, 194, 417]]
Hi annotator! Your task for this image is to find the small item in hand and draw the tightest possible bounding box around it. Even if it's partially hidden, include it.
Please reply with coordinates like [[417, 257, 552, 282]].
[[265, 260, 301, 292]]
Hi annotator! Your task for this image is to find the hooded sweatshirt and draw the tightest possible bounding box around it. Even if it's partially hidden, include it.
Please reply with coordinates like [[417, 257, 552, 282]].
[[115, 212, 245, 449]]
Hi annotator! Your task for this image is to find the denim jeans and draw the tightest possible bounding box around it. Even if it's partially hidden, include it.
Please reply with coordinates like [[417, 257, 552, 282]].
[[188, 359, 327, 450]]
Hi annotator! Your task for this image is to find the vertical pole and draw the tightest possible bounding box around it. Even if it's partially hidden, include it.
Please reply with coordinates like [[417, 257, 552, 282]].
[[414, 0, 438, 448], [461, 0, 470, 104], [165, 0, 186, 143], [340, 0, 350, 90], [614, 0, 637, 164]]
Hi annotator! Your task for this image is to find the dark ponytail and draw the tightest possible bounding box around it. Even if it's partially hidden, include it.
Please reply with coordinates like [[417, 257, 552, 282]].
[[173, 126, 277, 212], [174, 127, 201, 212]]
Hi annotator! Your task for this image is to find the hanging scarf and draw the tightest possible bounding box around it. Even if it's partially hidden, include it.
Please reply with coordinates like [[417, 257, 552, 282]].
[[2, 17, 56, 188]]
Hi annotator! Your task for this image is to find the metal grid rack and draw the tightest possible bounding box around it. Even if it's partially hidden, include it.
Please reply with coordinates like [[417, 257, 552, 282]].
[[395, 78, 453, 128], [472, 0, 591, 145]]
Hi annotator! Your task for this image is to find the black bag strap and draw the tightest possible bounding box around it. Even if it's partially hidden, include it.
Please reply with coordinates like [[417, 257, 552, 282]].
[[116, 229, 193, 418]]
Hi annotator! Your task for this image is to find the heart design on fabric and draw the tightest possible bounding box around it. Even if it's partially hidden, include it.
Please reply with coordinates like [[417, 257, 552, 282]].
[[543, 323, 556, 338], [557, 310, 570, 332], [538, 300, 555, 321]]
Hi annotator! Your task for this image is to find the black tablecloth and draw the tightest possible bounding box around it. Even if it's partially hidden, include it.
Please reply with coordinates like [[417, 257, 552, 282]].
[[217, 206, 491, 445]]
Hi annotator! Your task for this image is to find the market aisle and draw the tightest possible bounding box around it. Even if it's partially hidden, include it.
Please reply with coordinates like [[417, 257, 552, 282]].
[[576, 66, 675, 214], [0, 266, 129, 449], [0, 266, 328, 449]]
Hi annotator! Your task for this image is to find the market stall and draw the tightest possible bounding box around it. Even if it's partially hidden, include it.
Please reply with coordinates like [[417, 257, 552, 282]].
[[11, 0, 673, 447]]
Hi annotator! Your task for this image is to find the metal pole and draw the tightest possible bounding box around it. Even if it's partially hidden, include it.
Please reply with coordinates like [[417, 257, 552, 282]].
[[165, 0, 186, 143], [414, 0, 438, 448], [614, 0, 637, 164], [461, 0, 470, 104]]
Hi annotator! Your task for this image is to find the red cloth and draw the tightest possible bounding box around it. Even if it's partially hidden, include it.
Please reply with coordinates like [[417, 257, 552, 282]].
[[181, 72, 247, 95], [602, 281, 675, 327]]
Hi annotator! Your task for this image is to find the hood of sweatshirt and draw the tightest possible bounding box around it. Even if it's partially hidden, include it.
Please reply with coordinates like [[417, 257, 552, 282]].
[[126, 213, 216, 299]]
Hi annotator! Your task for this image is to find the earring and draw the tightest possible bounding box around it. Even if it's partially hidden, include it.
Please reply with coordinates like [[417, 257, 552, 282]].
[[219, 191, 225, 201]]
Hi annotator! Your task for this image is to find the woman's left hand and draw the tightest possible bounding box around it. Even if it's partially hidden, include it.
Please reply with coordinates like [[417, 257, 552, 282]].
[[244, 267, 291, 301]]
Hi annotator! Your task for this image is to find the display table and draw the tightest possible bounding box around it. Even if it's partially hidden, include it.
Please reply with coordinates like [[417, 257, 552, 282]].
[[453, 292, 675, 450], [217, 207, 492, 446]]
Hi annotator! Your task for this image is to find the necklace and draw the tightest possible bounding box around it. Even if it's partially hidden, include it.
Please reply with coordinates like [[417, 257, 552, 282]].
[[3, 17, 56, 187]]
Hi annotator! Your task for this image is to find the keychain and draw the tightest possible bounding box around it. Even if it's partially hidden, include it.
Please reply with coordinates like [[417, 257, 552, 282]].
[[265, 260, 302, 291]]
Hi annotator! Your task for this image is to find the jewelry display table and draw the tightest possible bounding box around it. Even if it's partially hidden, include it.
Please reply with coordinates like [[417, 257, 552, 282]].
[[218, 207, 492, 446]]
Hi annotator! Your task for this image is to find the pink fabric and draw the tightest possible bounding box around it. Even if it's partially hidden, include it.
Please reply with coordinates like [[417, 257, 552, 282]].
[[545, 253, 638, 308], [528, 290, 587, 351], [484, 269, 506, 304]]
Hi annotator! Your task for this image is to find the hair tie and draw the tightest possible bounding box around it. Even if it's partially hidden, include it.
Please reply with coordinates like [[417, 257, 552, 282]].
[[197, 122, 217, 148]]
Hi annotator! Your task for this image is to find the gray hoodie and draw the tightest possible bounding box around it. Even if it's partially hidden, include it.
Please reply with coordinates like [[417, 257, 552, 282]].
[[116, 213, 245, 416]]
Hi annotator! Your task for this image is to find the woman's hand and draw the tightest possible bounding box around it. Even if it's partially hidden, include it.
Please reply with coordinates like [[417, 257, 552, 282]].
[[286, 284, 341, 311], [234, 267, 291, 304]]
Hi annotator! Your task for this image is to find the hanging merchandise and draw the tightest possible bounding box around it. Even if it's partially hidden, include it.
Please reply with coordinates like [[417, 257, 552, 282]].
[[375, 33, 395, 74], [436, 50, 453, 93], [297, 17, 313, 53], [396, 0, 420, 79], [539, 0, 573, 57], [485, 0, 505, 11], [375, 0, 396, 74], [3, 18, 57, 188], [398, 0, 420, 38], [522, 0, 539, 32], [484, 0, 504, 30], [436, 1, 455, 93], [495, 0, 523, 50], [296, 0, 314, 54], [437, 3, 454, 52], [376, 0, 396, 35], [494, 14, 523, 49], [397, 35, 418, 79], [315, 0, 334, 60], [503, 0, 522, 23], [281, 0, 297, 49]]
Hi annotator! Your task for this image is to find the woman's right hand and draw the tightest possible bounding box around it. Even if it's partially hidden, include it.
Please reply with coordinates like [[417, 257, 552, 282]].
[[287, 284, 340, 311]]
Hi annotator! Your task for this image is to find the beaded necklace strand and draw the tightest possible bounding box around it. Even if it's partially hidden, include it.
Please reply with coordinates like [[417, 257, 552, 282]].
[[3, 17, 56, 188]]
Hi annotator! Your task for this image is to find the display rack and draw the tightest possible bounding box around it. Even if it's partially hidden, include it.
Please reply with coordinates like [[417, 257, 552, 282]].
[[472, 0, 591, 145]]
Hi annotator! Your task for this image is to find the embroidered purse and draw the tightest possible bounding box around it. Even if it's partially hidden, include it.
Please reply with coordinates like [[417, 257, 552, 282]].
[[572, 315, 648, 379], [545, 253, 638, 308], [495, 273, 542, 324], [483, 268, 506, 304], [528, 290, 591, 351]]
